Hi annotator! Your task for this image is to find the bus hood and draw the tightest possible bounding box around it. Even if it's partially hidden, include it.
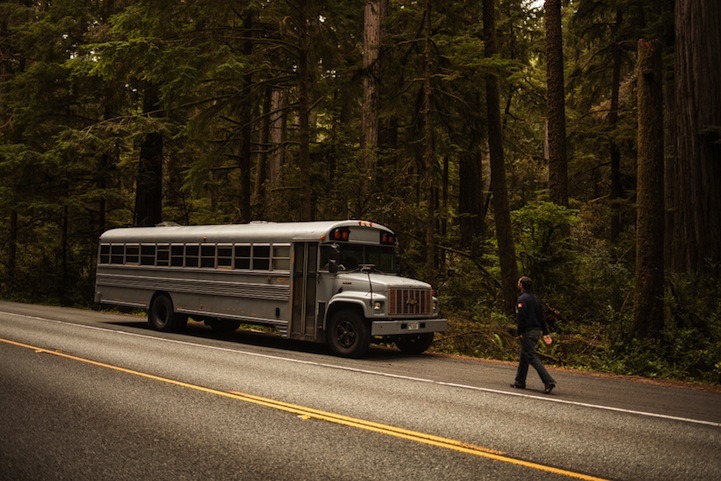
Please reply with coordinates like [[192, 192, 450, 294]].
[[334, 272, 432, 291]]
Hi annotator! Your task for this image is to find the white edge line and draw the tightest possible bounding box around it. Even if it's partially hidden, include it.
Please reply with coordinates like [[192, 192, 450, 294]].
[[3, 310, 721, 429]]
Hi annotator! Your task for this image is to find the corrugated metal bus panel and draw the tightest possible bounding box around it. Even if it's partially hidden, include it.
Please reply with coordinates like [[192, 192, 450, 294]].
[[96, 273, 290, 301]]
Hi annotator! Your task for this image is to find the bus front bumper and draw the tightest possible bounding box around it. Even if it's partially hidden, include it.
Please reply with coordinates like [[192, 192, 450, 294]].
[[371, 319, 447, 336]]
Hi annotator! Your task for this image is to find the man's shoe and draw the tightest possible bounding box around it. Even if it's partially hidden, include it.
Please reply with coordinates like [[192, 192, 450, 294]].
[[510, 383, 526, 389], [544, 382, 556, 394]]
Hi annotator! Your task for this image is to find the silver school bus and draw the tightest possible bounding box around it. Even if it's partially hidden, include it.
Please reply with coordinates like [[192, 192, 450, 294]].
[[94, 220, 447, 357]]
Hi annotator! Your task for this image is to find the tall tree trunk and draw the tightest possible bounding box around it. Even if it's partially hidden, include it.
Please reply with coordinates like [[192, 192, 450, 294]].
[[544, 0, 568, 206], [5, 210, 18, 293], [609, 7, 623, 244], [634, 39, 665, 338], [268, 89, 287, 185], [422, 0, 436, 285], [253, 87, 272, 220], [238, 10, 254, 224], [60, 203, 70, 305], [297, 0, 313, 221], [663, 3, 677, 273], [134, 83, 163, 227], [484, 0, 518, 312], [361, 0, 384, 194], [458, 130, 485, 258], [672, 0, 721, 273]]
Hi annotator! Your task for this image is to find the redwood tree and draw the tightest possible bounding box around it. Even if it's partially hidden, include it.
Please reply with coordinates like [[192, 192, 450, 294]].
[[634, 39, 665, 338], [484, 0, 518, 311], [670, 0, 721, 273], [544, 0, 568, 206], [361, 0, 384, 191], [134, 83, 164, 227]]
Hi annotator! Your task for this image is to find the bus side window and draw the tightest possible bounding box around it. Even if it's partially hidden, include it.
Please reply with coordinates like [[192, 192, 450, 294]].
[[111, 245, 124, 264], [201, 245, 215, 268], [234, 245, 251, 269], [272, 245, 291, 271], [321, 244, 340, 273], [141, 245, 156, 266], [171, 245, 184, 267], [186, 245, 200, 267], [253, 245, 270, 270], [217, 245, 233, 269], [99, 244, 110, 264], [125, 245, 140, 265], [157, 245, 170, 266]]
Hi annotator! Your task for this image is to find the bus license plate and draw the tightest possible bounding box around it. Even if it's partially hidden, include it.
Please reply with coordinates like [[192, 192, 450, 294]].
[[407, 322, 420, 331]]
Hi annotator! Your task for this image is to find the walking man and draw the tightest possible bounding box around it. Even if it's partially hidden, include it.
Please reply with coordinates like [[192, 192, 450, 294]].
[[511, 276, 556, 393]]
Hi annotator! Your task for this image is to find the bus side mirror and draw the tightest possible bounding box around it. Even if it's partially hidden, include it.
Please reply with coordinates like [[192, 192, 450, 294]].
[[328, 244, 340, 274]]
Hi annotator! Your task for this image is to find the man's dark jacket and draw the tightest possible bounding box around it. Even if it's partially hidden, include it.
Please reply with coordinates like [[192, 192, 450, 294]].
[[515, 291, 548, 336]]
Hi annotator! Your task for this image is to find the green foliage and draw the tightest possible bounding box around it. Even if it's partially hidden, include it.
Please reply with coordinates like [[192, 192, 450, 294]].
[[512, 200, 580, 288]]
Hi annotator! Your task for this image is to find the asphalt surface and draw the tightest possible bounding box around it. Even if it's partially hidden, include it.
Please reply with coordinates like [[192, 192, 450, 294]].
[[1, 301, 720, 480]]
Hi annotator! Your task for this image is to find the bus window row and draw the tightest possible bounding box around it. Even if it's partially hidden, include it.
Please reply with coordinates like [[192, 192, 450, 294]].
[[98, 243, 291, 271]]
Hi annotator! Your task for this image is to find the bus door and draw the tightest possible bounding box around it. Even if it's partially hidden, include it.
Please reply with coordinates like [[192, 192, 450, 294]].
[[290, 242, 319, 341]]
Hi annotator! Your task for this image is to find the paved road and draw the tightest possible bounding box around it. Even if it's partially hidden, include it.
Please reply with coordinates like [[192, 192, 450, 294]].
[[1, 301, 719, 480]]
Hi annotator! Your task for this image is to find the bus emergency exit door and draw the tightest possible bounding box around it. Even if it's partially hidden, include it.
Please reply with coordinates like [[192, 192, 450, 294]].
[[290, 242, 319, 341]]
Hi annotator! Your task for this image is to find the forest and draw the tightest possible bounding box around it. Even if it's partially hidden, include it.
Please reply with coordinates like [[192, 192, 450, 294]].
[[1, 0, 720, 383]]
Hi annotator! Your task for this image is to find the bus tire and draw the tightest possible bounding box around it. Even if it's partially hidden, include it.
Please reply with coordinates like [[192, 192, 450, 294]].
[[395, 332, 434, 355], [148, 294, 187, 332], [327, 309, 370, 358]]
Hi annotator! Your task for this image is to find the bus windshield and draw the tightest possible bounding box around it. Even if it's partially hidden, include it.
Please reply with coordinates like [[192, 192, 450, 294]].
[[323, 244, 396, 273]]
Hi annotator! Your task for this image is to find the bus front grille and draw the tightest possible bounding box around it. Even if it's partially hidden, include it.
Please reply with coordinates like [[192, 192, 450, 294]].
[[387, 288, 432, 316]]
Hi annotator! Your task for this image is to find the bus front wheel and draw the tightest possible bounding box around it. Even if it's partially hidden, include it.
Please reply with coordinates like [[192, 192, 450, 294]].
[[148, 294, 187, 332], [327, 309, 370, 358]]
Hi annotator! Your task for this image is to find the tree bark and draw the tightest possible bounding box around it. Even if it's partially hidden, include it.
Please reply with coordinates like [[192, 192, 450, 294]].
[[361, 0, 384, 190], [422, 0, 436, 285], [238, 9, 254, 224], [544, 0, 568, 207], [484, 0, 519, 312], [458, 119, 486, 258], [134, 83, 163, 227], [268, 89, 287, 185], [662, 4, 676, 273], [634, 39, 665, 338], [297, 0, 314, 220], [609, 7, 623, 244], [5, 210, 18, 293], [253, 87, 272, 220], [671, 0, 721, 273]]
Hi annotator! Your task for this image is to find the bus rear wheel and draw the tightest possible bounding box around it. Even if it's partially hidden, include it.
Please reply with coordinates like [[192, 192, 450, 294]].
[[395, 332, 434, 355], [327, 309, 370, 358], [148, 294, 187, 332]]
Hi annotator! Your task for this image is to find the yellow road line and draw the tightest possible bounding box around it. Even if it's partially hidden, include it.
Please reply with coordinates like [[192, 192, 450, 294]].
[[1, 337, 608, 481]]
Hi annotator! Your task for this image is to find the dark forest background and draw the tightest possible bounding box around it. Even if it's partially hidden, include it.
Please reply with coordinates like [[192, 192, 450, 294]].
[[1, 0, 720, 383]]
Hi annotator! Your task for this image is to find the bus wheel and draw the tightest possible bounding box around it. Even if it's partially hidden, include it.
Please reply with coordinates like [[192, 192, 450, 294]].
[[395, 333, 434, 355], [328, 309, 370, 358], [148, 294, 186, 332]]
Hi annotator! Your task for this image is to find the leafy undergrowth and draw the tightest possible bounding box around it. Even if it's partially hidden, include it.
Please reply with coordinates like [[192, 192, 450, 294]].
[[430, 313, 721, 386]]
